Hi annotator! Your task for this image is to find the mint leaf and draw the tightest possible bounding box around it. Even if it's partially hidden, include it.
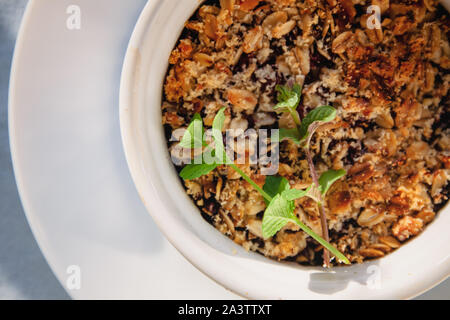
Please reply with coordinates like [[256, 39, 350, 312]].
[[292, 83, 302, 97], [212, 107, 226, 163], [298, 105, 337, 141], [263, 175, 290, 205], [212, 107, 226, 134], [282, 184, 322, 203], [261, 193, 350, 264], [262, 194, 297, 239], [273, 84, 302, 111], [273, 95, 299, 111], [275, 84, 302, 106], [281, 186, 311, 201], [304, 184, 322, 203], [273, 84, 302, 126], [278, 128, 301, 144], [318, 169, 346, 196], [180, 163, 218, 180], [179, 113, 204, 149], [275, 85, 290, 102]]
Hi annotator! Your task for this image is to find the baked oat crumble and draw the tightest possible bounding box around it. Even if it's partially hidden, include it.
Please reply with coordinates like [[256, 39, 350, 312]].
[[162, 0, 449, 265]]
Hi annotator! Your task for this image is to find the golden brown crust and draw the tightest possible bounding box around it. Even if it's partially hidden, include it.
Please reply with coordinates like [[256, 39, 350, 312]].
[[162, 0, 449, 265]]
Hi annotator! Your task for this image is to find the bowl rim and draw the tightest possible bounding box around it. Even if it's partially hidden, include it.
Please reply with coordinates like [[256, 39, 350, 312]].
[[119, 0, 450, 299]]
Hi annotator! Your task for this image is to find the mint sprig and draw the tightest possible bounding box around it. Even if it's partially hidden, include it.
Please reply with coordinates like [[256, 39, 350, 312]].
[[177, 105, 350, 266], [271, 84, 347, 267], [319, 169, 346, 196], [261, 185, 348, 263], [273, 84, 302, 126]]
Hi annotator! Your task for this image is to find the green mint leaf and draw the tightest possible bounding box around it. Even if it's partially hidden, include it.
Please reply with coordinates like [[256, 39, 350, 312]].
[[262, 194, 297, 239], [298, 105, 337, 141], [263, 175, 290, 205], [318, 169, 346, 196], [273, 96, 299, 111], [304, 184, 322, 203], [273, 84, 302, 127], [179, 113, 204, 149], [212, 107, 226, 133], [275, 85, 290, 102], [277, 128, 301, 144], [274, 84, 302, 112], [275, 84, 302, 103], [179, 163, 218, 180], [262, 193, 350, 264], [212, 107, 226, 163], [281, 186, 311, 201], [292, 83, 302, 97]]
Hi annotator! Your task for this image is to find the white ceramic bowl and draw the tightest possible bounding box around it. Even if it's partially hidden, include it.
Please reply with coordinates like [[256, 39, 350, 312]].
[[120, 0, 450, 299]]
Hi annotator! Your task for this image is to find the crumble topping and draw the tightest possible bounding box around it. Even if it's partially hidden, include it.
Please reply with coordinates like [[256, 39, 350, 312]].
[[162, 0, 449, 265]]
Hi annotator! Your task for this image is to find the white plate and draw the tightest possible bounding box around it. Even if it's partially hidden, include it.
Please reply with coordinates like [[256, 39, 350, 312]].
[[9, 0, 239, 299], [9, 0, 449, 300], [119, 0, 450, 300]]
